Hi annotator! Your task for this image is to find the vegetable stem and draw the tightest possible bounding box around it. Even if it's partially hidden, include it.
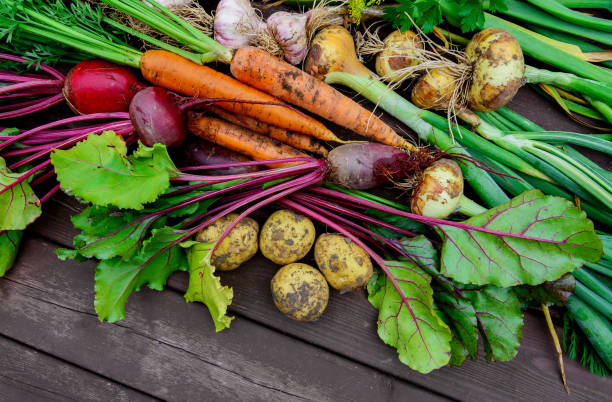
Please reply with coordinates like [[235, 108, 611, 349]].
[[542, 303, 570, 394], [457, 195, 487, 217]]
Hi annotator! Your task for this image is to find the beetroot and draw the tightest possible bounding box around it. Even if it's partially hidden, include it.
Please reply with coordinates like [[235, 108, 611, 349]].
[[326, 143, 411, 190], [129, 87, 187, 149], [64, 59, 146, 115], [182, 139, 259, 175]]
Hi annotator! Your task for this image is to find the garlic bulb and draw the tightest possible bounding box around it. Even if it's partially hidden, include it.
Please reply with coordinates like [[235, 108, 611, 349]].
[[266, 11, 310, 65], [214, 0, 266, 49]]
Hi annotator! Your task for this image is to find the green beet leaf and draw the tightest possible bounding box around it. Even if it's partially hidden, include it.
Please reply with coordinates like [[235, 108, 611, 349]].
[[464, 286, 524, 362], [51, 132, 179, 210], [0, 230, 23, 276], [0, 157, 41, 230], [94, 227, 188, 322], [71, 205, 162, 261], [368, 236, 452, 373], [448, 335, 470, 366], [515, 274, 576, 308], [436, 292, 479, 361], [185, 242, 234, 332], [437, 190, 602, 287]]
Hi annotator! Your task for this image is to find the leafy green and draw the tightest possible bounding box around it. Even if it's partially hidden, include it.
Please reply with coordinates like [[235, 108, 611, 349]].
[[348, 0, 385, 24], [0, 157, 41, 230], [515, 274, 575, 307], [436, 292, 478, 360], [366, 208, 428, 239], [0, 230, 22, 276], [51, 132, 179, 210], [384, 0, 508, 33], [437, 190, 602, 287], [464, 286, 523, 362], [94, 227, 188, 322], [368, 236, 452, 373], [185, 242, 234, 332]]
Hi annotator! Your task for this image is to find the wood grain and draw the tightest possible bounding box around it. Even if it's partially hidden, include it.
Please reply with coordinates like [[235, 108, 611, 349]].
[[0, 236, 447, 402], [0, 335, 158, 402]]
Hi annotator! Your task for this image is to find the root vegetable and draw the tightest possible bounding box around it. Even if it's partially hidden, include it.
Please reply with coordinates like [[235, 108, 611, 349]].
[[196, 212, 259, 271], [214, 0, 266, 49], [314, 233, 373, 292], [375, 30, 423, 83], [411, 68, 457, 111], [259, 209, 316, 265], [270, 263, 329, 322], [410, 159, 465, 219], [182, 138, 259, 175]]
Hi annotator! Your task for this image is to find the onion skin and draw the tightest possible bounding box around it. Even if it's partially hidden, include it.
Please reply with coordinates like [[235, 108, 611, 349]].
[[410, 159, 463, 219], [376, 30, 423, 83], [64, 59, 146, 115], [304, 26, 376, 81], [267, 11, 310, 65], [466, 28, 525, 112], [411, 68, 456, 111]]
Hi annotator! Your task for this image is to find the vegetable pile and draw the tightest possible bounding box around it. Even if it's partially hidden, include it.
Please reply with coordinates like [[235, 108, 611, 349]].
[[0, 0, 610, 386]]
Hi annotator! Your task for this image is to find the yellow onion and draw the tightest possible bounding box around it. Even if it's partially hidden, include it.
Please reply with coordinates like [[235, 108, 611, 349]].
[[411, 68, 456, 110], [410, 159, 463, 219], [304, 26, 376, 81], [375, 30, 423, 83], [465, 28, 525, 112]]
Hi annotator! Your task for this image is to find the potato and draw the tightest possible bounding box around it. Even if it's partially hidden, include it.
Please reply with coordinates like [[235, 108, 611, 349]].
[[259, 209, 316, 265], [196, 213, 259, 271], [314, 233, 373, 292], [270, 263, 329, 322]]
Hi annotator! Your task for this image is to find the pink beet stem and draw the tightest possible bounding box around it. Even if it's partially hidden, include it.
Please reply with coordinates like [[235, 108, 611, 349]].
[[0, 93, 65, 119]]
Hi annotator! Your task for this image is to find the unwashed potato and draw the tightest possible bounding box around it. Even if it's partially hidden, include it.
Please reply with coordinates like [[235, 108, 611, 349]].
[[314, 233, 373, 292], [259, 209, 316, 265], [196, 213, 259, 271], [271, 263, 329, 322]]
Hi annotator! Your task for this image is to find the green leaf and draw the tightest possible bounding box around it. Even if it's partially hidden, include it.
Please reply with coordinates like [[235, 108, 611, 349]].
[[94, 227, 188, 322], [437, 190, 602, 287], [0, 157, 41, 230], [71, 205, 161, 261], [185, 242, 234, 332], [436, 292, 479, 360], [0, 230, 22, 276], [464, 286, 523, 362], [515, 274, 576, 307], [449, 336, 470, 366], [366, 208, 428, 239], [51, 132, 179, 210], [383, 0, 443, 34], [368, 237, 452, 373]]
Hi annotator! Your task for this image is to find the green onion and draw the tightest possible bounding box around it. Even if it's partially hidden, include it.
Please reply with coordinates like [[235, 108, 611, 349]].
[[525, 0, 612, 32]]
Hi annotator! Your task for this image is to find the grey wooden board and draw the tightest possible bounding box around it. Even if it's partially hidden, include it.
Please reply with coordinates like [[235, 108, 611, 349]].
[[0, 335, 158, 402], [0, 235, 447, 402], [30, 192, 612, 402]]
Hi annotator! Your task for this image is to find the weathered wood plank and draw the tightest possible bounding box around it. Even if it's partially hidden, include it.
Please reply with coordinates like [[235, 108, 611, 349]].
[[0, 236, 446, 402], [29, 192, 611, 402], [0, 335, 158, 402]]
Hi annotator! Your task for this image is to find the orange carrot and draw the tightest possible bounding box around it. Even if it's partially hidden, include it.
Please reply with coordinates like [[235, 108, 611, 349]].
[[209, 106, 329, 157], [229, 47, 416, 151], [188, 114, 308, 167], [140, 49, 344, 143]]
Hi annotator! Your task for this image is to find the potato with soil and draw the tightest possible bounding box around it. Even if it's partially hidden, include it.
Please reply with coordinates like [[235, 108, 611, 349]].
[[270, 263, 329, 321], [314, 233, 373, 292], [196, 213, 259, 271], [260, 209, 316, 265]]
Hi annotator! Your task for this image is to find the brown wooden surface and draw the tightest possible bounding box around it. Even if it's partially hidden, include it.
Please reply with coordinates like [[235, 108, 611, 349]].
[[1, 74, 611, 400]]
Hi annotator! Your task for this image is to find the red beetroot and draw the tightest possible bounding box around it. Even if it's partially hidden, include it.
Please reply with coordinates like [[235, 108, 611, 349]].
[[129, 86, 187, 149], [182, 139, 259, 175], [64, 59, 146, 115]]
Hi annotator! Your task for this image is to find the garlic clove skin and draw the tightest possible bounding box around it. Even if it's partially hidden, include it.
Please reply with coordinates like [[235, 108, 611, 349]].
[[214, 0, 266, 49], [267, 11, 310, 65]]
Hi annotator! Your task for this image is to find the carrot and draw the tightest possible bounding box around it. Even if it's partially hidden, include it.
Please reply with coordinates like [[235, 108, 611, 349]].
[[229, 47, 416, 151], [209, 106, 329, 157], [188, 114, 308, 167], [140, 50, 344, 143]]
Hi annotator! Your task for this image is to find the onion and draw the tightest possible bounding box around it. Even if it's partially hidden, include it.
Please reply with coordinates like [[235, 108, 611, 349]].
[[465, 28, 525, 112], [410, 159, 463, 219], [411, 68, 456, 111], [214, 0, 266, 49], [304, 26, 377, 81], [375, 30, 423, 83]]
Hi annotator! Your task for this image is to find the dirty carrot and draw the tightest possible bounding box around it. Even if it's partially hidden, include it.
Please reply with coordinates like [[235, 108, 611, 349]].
[[209, 106, 329, 156], [230, 47, 416, 151], [188, 114, 308, 167]]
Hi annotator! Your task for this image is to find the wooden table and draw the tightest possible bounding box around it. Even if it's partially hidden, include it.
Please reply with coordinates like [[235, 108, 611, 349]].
[[1, 83, 610, 401]]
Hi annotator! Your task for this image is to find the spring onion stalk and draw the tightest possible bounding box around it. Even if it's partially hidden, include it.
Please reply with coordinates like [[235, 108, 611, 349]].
[[575, 281, 612, 319], [566, 296, 612, 371], [532, 85, 608, 122], [506, 132, 612, 155], [324, 72, 509, 208], [575, 268, 612, 304], [585, 96, 612, 125], [586, 262, 612, 278], [487, 111, 523, 131], [437, 1, 612, 85], [525, 0, 612, 32], [557, 0, 612, 9], [497, 107, 544, 131]]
